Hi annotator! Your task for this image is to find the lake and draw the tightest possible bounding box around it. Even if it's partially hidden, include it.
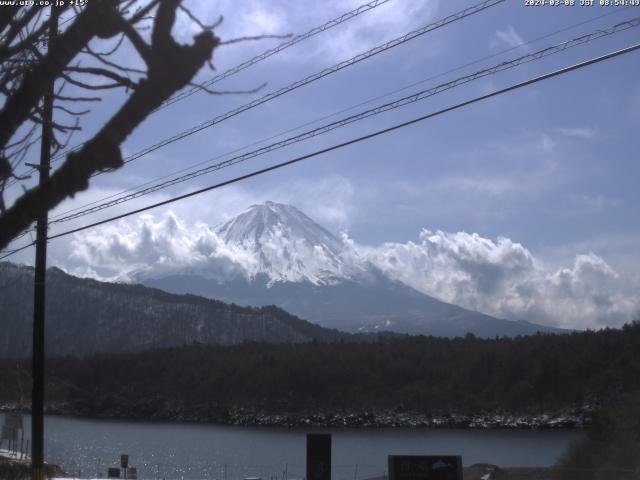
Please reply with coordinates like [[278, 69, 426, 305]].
[[3, 414, 584, 479]]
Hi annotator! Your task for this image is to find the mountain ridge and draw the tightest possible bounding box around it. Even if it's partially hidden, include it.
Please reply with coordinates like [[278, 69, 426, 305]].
[[0, 262, 350, 358]]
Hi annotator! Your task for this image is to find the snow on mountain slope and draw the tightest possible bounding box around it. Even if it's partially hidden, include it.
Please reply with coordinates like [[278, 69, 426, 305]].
[[128, 201, 366, 286], [212, 201, 362, 285]]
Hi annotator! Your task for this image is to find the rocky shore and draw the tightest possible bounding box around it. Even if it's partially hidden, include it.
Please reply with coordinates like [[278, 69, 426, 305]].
[[1, 403, 591, 429], [216, 409, 590, 429]]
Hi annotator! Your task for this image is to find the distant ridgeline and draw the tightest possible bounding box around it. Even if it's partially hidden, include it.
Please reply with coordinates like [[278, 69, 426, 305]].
[[0, 262, 348, 358], [0, 261, 563, 358], [0, 323, 638, 422]]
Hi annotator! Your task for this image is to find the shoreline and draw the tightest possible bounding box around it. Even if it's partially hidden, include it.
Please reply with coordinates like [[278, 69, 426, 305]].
[[1, 404, 591, 429]]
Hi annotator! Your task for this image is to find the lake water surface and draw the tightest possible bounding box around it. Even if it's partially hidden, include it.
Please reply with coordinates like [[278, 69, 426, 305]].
[[5, 414, 584, 479]]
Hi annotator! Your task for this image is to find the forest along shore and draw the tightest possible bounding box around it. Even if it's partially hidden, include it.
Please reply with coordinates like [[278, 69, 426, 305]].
[[1, 325, 637, 431]]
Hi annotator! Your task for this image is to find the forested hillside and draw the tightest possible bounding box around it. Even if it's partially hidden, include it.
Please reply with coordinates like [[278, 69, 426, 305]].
[[0, 262, 348, 357], [1, 323, 638, 423]]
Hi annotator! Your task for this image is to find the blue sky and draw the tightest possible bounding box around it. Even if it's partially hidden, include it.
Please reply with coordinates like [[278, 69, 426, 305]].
[[4, 0, 640, 328]]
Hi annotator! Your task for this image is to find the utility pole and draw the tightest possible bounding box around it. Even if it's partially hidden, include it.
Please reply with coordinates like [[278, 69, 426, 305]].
[[31, 6, 58, 480]]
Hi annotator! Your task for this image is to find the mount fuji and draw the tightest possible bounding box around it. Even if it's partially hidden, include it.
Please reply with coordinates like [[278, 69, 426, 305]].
[[141, 202, 563, 338]]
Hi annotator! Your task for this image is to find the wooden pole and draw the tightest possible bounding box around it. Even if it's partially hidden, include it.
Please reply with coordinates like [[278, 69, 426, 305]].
[[31, 6, 58, 480]]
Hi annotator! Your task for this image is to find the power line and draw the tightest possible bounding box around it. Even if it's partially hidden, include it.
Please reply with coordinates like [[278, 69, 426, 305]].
[[45, 6, 633, 224], [46, 17, 640, 225], [9, 10, 638, 240], [42, 44, 640, 238], [43, 0, 505, 180], [159, 0, 396, 110], [113, 0, 504, 169], [7, 0, 396, 185], [2, 41, 638, 261], [0, 245, 30, 258]]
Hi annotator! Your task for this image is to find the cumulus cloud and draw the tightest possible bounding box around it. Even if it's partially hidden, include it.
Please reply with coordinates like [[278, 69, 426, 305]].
[[69, 210, 276, 283], [68, 207, 639, 330], [69, 212, 219, 280], [361, 230, 638, 329]]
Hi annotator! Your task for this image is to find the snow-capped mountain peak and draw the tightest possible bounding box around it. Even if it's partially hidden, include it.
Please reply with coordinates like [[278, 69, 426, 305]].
[[213, 202, 358, 285], [216, 202, 343, 254]]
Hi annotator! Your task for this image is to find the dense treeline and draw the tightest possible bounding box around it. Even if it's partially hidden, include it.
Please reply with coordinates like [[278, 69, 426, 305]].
[[0, 323, 639, 419]]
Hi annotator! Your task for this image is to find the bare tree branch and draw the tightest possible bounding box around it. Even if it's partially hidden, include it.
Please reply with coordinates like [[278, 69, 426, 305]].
[[84, 32, 126, 57], [220, 33, 293, 45], [128, 0, 161, 24], [178, 5, 222, 31], [0, 7, 40, 57], [0, 6, 21, 34], [54, 94, 102, 102], [60, 71, 129, 91], [0, 0, 219, 249], [65, 66, 138, 89], [54, 105, 91, 116], [83, 43, 146, 74], [0, 0, 123, 151], [0, 19, 49, 62], [116, 13, 153, 64]]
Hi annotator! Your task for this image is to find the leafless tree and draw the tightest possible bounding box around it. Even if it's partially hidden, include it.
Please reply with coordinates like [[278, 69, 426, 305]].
[[0, 0, 224, 250]]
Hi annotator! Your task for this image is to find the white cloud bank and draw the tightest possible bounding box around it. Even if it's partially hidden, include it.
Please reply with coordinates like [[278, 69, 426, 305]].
[[70, 212, 252, 281], [67, 210, 639, 331], [361, 229, 638, 330]]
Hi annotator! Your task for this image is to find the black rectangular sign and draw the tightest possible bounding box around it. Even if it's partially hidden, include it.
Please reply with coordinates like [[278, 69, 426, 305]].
[[388, 455, 462, 480], [107, 467, 120, 478], [307, 433, 331, 480]]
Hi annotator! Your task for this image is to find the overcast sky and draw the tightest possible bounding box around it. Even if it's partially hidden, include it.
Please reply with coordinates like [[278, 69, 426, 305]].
[[4, 0, 640, 328]]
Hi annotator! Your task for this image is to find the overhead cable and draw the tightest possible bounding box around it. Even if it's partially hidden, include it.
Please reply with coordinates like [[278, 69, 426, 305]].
[[48, 17, 640, 225], [46, 7, 633, 223], [41, 0, 505, 178], [2, 40, 637, 262], [159, 0, 396, 110], [6, 0, 396, 185]]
